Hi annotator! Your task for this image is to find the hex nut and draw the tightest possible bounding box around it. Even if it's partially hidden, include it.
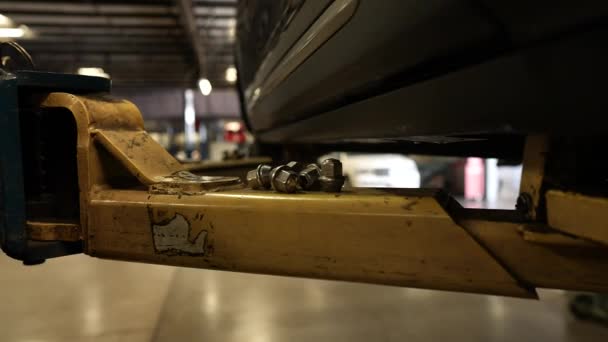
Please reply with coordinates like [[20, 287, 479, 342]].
[[247, 169, 263, 189], [269, 165, 287, 185], [247, 164, 272, 190], [319, 158, 345, 192], [271, 166, 299, 193], [321, 158, 343, 177], [256, 164, 273, 188], [286, 161, 304, 173], [319, 176, 345, 192], [516, 193, 533, 216], [298, 163, 321, 190]]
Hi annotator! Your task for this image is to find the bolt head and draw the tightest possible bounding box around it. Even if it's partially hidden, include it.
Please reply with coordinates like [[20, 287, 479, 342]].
[[319, 176, 345, 192], [256, 164, 272, 188], [516, 193, 533, 214], [272, 169, 298, 193], [321, 158, 342, 177], [286, 161, 304, 172], [299, 164, 321, 189], [247, 169, 263, 189]]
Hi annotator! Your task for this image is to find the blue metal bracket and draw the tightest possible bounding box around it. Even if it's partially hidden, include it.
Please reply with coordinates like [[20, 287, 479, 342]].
[[0, 71, 110, 263]]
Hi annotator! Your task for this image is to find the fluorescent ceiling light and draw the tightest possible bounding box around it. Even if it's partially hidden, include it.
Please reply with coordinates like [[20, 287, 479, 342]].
[[0, 14, 13, 26], [225, 66, 237, 83], [0, 14, 31, 39], [77, 67, 109, 78], [0, 27, 24, 38], [198, 78, 212, 96]]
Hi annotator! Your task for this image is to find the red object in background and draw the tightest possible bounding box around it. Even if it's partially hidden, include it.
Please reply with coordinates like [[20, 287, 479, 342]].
[[224, 121, 246, 143], [465, 158, 485, 201]]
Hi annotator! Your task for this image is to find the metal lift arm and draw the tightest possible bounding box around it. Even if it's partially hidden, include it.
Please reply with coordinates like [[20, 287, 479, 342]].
[[2, 70, 608, 299]]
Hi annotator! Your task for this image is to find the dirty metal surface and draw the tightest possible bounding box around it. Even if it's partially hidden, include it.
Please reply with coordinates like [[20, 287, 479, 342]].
[[88, 188, 533, 297], [518, 135, 548, 220], [183, 157, 273, 172], [21, 90, 608, 298], [546, 190, 608, 245], [27, 221, 81, 242], [94, 130, 183, 185], [462, 219, 608, 293], [39, 93, 146, 251]]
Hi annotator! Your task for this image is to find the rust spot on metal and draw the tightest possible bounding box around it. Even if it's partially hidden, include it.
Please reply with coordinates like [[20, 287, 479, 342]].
[[27, 221, 81, 241], [401, 200, 418, 211]]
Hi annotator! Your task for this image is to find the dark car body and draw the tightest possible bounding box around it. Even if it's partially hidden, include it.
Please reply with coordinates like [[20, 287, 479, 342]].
[[236, 0, 608, 158]]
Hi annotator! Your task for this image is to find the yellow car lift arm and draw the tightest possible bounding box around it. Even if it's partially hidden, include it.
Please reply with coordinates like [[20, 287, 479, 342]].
[[8, 91, 608, 299]]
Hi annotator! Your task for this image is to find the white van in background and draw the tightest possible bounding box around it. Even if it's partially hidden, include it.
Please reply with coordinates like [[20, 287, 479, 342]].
[[322, 153, 421, 189]]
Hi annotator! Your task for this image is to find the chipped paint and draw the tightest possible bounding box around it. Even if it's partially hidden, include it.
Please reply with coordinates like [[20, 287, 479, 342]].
[[152, 214, 207, 255]]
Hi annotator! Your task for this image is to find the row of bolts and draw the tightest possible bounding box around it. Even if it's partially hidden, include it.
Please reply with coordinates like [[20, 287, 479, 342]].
[[247, 158, 345, 193]]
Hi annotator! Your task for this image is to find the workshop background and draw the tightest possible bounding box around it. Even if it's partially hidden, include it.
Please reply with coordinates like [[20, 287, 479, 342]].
[[1, 0, 608, 341]]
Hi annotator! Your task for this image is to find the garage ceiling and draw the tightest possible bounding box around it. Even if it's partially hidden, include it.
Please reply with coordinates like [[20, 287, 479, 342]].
[[0, 0, 237, 88]]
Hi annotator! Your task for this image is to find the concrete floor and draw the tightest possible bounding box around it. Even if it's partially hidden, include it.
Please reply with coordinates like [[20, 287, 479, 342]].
[[1, 254, 607, 342]]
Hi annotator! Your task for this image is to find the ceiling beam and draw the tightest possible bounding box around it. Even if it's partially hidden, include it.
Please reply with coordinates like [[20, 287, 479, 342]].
[[0, 2, 177, 16], [193, 0, 237, 6], [176, 0, 207, 79], [26, 35, 189, 44], [20, 44, 191, 54], [27, 26, 184, 36], [193, 6, 236, 16], [195, 17, 236, 27], [9, 14, 179, 27], [30, 53, 191, 61]]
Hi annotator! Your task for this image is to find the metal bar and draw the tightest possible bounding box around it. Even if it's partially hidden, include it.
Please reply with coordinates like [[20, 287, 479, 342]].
[[94, 130, 183, 185], [9, 14, 179, 27], [0, 2, 177, 15], [87, 188, 533, 298], [20, 44, 190, 54], [198, 28, 234, 37], [27, 36, 189, 44], [27, 26, 184, 36], [193, 6, 236, 16], [27, 35, 228, 45], [27, 221, 81, 242], [518, 135, 548, 220], [16, 91, 608, 298], [546, 190, 608, 244], [462, 219, 608, 293], [107, 80, 234, 88], [0, 78, 27, 259], [193, 0, 237, 6], [30, 53, 190, 62], [177, 0, 208, 77], [183, 157, 273, 173], [195, 17, 236, 27], [23, 40, 232, 52]]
